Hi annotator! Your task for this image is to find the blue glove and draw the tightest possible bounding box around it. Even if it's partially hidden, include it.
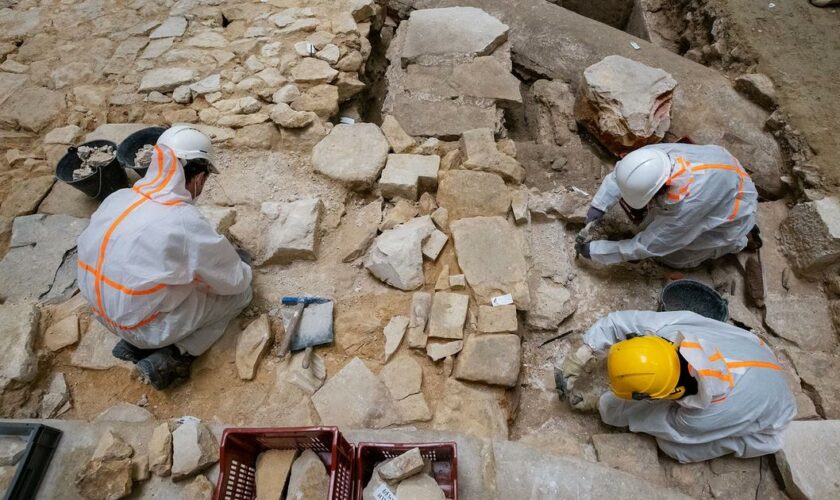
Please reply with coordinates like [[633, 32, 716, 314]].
[[585, 206, 605, 224]]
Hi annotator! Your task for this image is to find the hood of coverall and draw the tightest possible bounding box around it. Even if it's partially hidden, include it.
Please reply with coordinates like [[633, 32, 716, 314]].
[[134, 145, 193, 205]]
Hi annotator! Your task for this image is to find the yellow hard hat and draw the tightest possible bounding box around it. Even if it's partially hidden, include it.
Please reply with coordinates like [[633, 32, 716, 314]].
[[607, 336, 684, 400]]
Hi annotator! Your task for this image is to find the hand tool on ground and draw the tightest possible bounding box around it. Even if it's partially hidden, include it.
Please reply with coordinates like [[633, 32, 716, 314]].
[[575, 221, 597, 258], [276, 296, 333, 364]]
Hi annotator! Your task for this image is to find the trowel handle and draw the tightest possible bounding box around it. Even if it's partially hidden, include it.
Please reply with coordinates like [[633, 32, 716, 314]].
[[277, 302, 305, 359], [302, 347, 314, 370]]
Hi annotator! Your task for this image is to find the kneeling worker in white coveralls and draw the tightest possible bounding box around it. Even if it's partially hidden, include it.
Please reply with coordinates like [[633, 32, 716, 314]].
[[576, 143, 759, 268], [556, 310, 796, 463], [77, 126, 252, 390]]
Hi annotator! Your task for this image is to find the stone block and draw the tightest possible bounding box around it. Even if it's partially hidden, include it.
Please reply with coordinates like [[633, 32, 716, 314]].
[[312, 357, 399, 428], [0, 301, 38, 390], [448, 274, 466, 289], [450, 216, 530, 309], [312, 123, 390, 190], [235, 315, 272, 380], [527, 279, 576, 330], [290, 58, 338, 84], [148, 422, 172, 477], [366, 216, 436, 291], [139, 67, 195, 93], [390, 95, 499, 139], [407, 291, 432, 348], [437, 170, 510, 221], [287, 449, 329, 499], [71, 320, 133, 371], [0, 86, 65, 132], [260, 198, 323, 265], [780, 198, 840, 276], [422, 229, 448, 261], [477, 304, 517, 333], [378, 154, 440, 201], [383, 315, 409, 363], [256, 450, 296, 499], [575, 55, 676, 156], [426, 340, 463, 361], [428, 292, 469, 339], [150, 16, 187, 39], [44, 314, 79, 352], [454, 333, 521, 387], [734, 73, 777, 110], [381, 355, 423, 400], [459, 128, 525, 183], [171, 420, 219, 480], [380, 115, 416, 153], [401, 7, 509, 66], [433, 378, 508, 439], [775, 420, 840, 500], [340, 198, 382, 262], [404, 57, 521, 105]]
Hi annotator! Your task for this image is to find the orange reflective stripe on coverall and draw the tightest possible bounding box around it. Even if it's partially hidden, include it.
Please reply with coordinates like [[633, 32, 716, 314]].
[[583, 310, 796, 463]]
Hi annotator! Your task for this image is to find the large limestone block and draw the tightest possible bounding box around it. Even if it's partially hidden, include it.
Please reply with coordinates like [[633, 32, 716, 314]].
[[454, 333, 521, 387], [428, 292, 469, 340], [787, 348, 840, 418], [390, 95, 499, 139], [312, 357, 399, 428], [366, 216, 436, 291], [0, 301, 39, 390], [780, 198, 840, 276], [451, 216, 530, 309], [775, 420, 840, 500], [139, 67, 195, 92], [312, 123, 390, 190], [492, 440, 689, 499], [260, 198, 323, 265], [432, 378, 509, 439], [404, 57, 522, 105], [459, 128, 525, 183], [575, 55, 676, 156], [378, 154, 440, 201], [401, 7, 509, 65], [436, 170, 510, 221], [764, 294, 836, 351], [0, 86, 65, 132], [0, 214, 88, 302]]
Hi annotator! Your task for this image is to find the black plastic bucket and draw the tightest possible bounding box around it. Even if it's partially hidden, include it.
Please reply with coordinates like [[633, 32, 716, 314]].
[[116, 126, 166, 177], [55, 140, 128, 200], [659, 279, 729, 322]]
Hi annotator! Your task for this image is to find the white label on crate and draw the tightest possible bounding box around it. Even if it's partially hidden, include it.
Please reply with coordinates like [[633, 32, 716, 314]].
[[373, 484, 397, 500]]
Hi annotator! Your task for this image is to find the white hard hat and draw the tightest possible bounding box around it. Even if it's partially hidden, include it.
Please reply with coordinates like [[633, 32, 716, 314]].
[[156, 125, 218, 173], [614, 148, 672, 209]]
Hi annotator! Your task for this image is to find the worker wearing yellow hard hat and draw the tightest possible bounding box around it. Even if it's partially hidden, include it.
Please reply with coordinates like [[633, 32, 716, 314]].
[[555, 310, 796, 463]]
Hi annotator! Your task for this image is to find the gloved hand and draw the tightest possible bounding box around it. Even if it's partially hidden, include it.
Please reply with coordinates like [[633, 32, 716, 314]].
[[585, 206, 605, 224], [555, 344, 593, 402], [574, 241, 591, 259]]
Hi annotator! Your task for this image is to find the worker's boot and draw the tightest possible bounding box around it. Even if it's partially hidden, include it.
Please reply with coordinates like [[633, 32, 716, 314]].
[[112, 340, 156, 364], [136, 346, 195, 390]]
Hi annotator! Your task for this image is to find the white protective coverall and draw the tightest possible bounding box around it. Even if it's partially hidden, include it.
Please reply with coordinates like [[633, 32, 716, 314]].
[[590, 143, 758, 268], [583, 310, 796, 463], [77, 145, 252, 355]]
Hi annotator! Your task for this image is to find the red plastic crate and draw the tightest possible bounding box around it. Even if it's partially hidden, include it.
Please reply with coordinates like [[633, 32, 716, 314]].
[[214, 426, 354, 500], [354, 442, 458, 499]]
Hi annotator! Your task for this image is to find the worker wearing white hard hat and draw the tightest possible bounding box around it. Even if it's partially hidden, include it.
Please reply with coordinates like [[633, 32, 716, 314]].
[[576, 143, 759, 268], [77, 125, 252, 389]]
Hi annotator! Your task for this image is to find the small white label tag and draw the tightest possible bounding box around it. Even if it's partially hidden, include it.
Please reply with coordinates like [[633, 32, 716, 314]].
[[339, 116, 356, 124], [491, 294, 514, 306], [373, 484, 397, 500]]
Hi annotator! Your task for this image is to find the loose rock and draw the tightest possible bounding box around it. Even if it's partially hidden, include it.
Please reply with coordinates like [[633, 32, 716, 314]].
[[287, 449, 329, 500], [260, 198, 323, 264], [734, 73, 777, 110], [477, 304, 518, 333], [44, 314, 79, 351], [235, 315, 272, 380], [366, 216, 435, 291], [171, 420, 219, 480], [182, 475, 214, 500], [379, 447, 425, 482], [401, 7, 509, 65], [312, 357, 399, 428], [575, 55, 676, 156], [312, 123, 389, 189], [383, 315, 410, 363], [428, 292, 469, 340], [460, 128, 525, 183], [381, 355, 423, 400], [256, 449, 296, 499], [407, 292, 432, 348], [381, 115, 416, 153], [148, 422, 172, 477], [378, 154, 440, 201], [75, 458, 132, 500], [436, 170, 510, 221], [426, 340, 463, 361], [527, 279, 577, 330], [396, 473, 445, 500]]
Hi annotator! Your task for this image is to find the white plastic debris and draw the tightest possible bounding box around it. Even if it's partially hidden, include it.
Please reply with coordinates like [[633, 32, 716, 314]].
[[630, 42, 641, 50], [339, 116, 356, 124], [491, 294, 514, 307]]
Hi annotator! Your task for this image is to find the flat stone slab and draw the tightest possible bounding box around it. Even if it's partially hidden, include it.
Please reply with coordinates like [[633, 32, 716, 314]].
[[0, 301, 39, 390], [390, 95, 499, 139], [436, 170, 510, 221], [70, 320, 133, 371], [428, 292, 469, 340], [312, 123, 390, 190], [312, 358, 399, 428], [0, 214, 88, 302], [787, 348, 840, 418], [404, 57, 521, 105], [780, 197, 840, 276], [454, 334, 521, 387], [260, 198, 323, 265], [775, 420, 840, 500], [378, 154, 440, 201], [401, 7, 509, 66], [764, 293, 836, 351], [450, 216, 530, 309]]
